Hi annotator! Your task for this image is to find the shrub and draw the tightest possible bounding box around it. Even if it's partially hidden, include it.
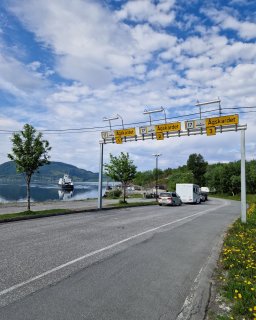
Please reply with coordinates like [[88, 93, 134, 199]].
[[105, 189, 122, 199]]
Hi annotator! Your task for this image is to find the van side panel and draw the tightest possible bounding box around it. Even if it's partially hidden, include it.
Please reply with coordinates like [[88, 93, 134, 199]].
[[176, 183, 200, 204]]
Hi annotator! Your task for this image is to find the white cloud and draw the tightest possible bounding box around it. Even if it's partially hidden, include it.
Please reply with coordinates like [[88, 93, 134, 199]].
[[0, 53, 46, 97], [131, 24, 177, 52], [0, 0, 255, 172], [116, 0, 175, 27], [203, 8, 256, 40]]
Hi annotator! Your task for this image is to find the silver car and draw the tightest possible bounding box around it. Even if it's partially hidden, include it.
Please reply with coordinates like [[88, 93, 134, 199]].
[[158, 192, 182, 206]]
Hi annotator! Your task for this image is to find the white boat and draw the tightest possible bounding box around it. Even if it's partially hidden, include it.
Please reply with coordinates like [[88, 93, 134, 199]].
[[58, 174, 74, 190]]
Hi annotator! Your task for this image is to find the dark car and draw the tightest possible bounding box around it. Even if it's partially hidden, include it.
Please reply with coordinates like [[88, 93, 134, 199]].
[[158, 192, 182, 206]]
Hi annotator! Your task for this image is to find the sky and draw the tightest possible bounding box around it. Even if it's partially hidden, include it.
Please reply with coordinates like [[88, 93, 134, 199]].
[[0, 0, 255, 173]]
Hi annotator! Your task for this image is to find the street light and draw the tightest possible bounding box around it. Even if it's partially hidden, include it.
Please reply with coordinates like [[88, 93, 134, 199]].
[[195, 98, 221, 119], [152, 153, 162, 201], [103, 114, 124, 130], [143, 107, 167, 125]]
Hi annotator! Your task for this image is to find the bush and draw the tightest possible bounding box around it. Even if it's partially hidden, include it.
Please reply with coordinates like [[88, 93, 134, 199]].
[[119, 199, 127, 204], [105, 189, 122, 199]]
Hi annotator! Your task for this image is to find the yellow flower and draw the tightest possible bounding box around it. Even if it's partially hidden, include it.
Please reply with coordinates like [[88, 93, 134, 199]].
[[238, 293, 242, 299]]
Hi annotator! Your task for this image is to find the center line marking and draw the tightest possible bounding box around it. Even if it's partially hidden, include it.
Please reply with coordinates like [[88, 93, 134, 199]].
[[0, 201, 228, 297]]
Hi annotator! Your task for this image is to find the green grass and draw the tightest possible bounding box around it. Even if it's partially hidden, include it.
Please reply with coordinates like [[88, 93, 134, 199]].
[[0, 209, 70, 222], [107, 201, 157, 208], [209, 195, 256, 319], [127, 194, 144, 198], [211, 193, 256, 203]]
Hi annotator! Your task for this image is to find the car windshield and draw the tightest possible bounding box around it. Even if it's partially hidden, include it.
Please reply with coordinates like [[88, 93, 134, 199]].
[[159, 193, 172, 197]]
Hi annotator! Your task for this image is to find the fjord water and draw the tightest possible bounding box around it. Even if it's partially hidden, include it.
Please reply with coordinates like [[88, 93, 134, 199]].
[[0, 182, 105, 203]]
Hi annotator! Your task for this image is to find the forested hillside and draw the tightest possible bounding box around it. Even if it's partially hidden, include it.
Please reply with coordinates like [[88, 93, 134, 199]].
[[0, 161, 98, 183], [133, 154, 256, 195]]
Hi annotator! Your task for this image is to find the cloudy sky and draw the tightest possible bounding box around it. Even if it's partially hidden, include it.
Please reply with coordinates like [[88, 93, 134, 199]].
[[0, 0, 255, 173]]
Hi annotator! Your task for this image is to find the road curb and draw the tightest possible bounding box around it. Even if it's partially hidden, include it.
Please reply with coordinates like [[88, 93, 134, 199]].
[[176, 234, 225, 320], [0, 203, 157, 224]]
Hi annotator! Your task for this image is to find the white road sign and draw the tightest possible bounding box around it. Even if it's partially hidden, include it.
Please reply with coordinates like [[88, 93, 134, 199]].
[[139, 126, 155, 135], [185, 119, 206, 129], [101, 131, 115, 139], [195, 119, 206, 128]]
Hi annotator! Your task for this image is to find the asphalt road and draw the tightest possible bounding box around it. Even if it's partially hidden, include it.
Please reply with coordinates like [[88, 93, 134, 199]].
[[0, 198, 240, 320]]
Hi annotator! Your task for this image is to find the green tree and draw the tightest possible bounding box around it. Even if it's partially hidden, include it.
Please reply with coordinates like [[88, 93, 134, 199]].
[[187, 153, 208, 186], [104, 152, 137, 203], [8, 124, 51, 210], [167, 170, 194, 191]]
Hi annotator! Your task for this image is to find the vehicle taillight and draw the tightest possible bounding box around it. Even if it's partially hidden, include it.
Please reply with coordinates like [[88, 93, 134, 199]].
[[167, 197, 172, 200]]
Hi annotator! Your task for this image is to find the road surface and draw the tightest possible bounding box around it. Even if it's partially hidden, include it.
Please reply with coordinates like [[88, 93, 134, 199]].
[[0, 198, 240, 319]]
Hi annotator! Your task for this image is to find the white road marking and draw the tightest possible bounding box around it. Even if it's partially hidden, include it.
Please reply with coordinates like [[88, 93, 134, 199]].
[[0, 200, 228, 297]]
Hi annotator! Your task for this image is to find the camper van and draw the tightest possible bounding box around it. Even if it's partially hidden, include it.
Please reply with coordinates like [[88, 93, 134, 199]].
[[176, 183, 201, 204]]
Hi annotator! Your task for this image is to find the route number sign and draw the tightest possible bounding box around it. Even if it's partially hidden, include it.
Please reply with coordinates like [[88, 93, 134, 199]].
[[206, 127, 216, 136], [185, 119, 206, 129], [185, 121, 194, 129], [101, 131, 114, 139], [115, 137, 123, 144], [139, 126, 155, 134], [156, 132, 164, 140]]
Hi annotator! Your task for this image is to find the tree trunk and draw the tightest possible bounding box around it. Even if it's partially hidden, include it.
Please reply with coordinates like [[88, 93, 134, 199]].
[[26, 175, 31, 211], [123, 184, 126, 203]]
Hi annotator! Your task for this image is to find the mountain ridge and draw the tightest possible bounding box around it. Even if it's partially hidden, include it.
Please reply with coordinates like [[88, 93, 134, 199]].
[[0, 161, 99, 183]]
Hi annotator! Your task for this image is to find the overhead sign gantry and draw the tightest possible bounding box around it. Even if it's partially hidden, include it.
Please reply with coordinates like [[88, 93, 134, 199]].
[[98, 102, 247, 223]]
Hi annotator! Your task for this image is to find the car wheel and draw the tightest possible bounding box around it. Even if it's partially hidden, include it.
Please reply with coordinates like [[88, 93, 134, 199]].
[[159, 204, 162, 206]]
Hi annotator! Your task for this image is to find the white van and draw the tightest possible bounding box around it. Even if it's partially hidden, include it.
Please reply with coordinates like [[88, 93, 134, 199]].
[[176, 183, 201, 204]]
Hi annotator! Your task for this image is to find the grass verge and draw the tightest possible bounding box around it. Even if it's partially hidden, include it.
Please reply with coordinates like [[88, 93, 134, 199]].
[[0, 201, 158, 222], [211, 194, 256, 203], [0, 209, 70, 222], [208, 195, 256, 320], [107, 201, 157, 207]]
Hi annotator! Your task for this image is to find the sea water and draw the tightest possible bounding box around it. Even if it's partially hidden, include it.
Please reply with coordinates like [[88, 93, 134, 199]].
[[0, 182, 107, 203]]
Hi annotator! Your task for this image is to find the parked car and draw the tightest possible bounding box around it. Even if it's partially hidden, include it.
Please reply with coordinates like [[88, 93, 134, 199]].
[[158, 192, 182, 206], [201, 192, 208, 201], [199, 192, 206, 202]]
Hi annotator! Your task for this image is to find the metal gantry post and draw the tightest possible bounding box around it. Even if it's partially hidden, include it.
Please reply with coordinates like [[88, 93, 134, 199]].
[[156, 155, 158, 200], [153, 153, 161, 201], [98, 143, 104, 209], [240, 129, 246, 223]]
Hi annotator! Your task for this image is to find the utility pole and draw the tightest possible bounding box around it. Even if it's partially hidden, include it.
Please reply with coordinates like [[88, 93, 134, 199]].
[[152, 153, 161, 201]]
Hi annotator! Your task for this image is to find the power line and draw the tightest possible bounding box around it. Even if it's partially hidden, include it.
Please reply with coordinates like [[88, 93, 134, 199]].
[[0, 106, 255, 135]]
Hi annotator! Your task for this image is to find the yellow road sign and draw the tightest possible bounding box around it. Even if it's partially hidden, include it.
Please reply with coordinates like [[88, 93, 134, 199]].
[[155, 122, 181, 132], [206, 114, 239, 127], [206, 127, 216, 136], [156, 132, 164, 140], [115, 137, 123, 144], [114, 128, 136, 137]]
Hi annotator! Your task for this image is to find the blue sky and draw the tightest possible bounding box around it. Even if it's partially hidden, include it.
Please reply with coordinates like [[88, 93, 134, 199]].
[[0, 0, 255, 172]]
